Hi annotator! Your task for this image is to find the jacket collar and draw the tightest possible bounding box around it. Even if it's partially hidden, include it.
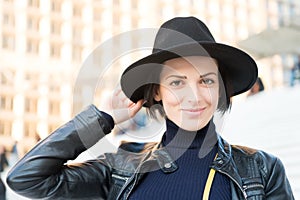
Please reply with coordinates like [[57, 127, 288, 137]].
[[116, 134, 241, 188], [212, 137, 244, 188], [151, 135, 233, 174]]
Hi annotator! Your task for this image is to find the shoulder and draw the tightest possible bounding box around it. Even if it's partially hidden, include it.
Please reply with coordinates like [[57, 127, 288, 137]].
[[230, 144, 285, 177], [231, 144, 278, 162], [227, 143, 294, 198], [231, 144, 277, 158]]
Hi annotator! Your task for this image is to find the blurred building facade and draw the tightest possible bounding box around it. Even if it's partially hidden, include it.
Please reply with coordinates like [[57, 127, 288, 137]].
[[0, 0, 300, 151]]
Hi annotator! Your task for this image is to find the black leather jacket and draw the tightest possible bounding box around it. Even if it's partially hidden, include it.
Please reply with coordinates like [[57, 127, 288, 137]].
[[7, 105, 295, 200]]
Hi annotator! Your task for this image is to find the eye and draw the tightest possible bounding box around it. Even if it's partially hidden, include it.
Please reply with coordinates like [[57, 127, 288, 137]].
[[170, 80, 184, 87], [200, 78, 215, 85]]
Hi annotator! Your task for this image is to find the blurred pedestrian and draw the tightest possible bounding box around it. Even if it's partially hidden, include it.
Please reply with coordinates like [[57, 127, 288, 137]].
[[0, 145, 8, 200], [290, 55, 300, 87], [0, 145, 8, 174], [6, 16, 294, 199], [0, 178, 6, 200], [247, 77, 265, 97]]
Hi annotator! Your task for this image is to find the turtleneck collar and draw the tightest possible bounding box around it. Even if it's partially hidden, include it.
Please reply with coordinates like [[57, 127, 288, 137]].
[[162, 118, 217, 149]]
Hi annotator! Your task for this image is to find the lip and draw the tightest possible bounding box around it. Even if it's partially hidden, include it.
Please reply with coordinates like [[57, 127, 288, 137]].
[[182, 108, 206, 112], [181, 107, 206, 116]]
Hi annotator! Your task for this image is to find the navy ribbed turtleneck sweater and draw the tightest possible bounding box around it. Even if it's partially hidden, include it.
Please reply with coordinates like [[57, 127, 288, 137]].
[[129, 119, 231, 200]]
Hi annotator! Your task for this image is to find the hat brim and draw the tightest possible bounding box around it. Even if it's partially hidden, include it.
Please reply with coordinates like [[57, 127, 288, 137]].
[[121, 42, 258, 103]]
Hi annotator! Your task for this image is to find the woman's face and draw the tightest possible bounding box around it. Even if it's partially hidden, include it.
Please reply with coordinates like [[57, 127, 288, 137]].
[[155, 56, 219, 131]]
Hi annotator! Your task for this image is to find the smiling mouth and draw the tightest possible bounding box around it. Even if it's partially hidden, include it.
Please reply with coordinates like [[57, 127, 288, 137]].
[[181, 108, 206, 112]]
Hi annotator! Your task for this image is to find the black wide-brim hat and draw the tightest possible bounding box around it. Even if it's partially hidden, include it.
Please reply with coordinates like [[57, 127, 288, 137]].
[[121, 16, 258, 103]]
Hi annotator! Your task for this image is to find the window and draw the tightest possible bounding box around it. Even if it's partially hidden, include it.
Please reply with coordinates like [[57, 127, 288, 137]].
[[113, 0, 119, 7], [24, 72, 39, 90], [132, 0, 138, 9], [0, 120, 12, 136], [50, 42, 61, 58], [2, 33, 15, 50], [24, 72, 38, 81], [49, 84, 60, 93], [28, 0, 39, 7], [26, 38, 39, 54], [50, 20, 61, 35], [24, 121, 37, 137], [0, 96, 5, 109], [0, 70, 14, 85], [51, 0, 61, 13], [1, 72, 8, 85], [73, 4, 82, 17], [24, 97, 38, 113], [49, 100, 60, 115], [0, 95, 13, 111], [3, 13, 15, 27], [27, 16, 40, 31], [3, 0, 14, 4]]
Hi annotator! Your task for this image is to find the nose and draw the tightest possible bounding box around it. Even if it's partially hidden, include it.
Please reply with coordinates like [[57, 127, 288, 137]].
[[186, 81, 214, 105], [186, 82, 202, 104]]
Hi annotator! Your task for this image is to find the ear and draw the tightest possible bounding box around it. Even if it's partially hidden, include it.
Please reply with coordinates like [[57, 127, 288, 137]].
[[154, 90, 161, 101]]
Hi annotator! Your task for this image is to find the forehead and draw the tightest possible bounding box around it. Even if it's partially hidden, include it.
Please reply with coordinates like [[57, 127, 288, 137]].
[[161, 56, 218, 76]]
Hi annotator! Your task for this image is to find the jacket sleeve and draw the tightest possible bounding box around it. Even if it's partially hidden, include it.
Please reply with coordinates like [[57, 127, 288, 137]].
[[6, 104, 115, 200], [263, 154, 295, 200]]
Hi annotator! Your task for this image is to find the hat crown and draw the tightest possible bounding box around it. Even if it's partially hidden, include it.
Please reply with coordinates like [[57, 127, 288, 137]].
[[153, 17, 216, 53]]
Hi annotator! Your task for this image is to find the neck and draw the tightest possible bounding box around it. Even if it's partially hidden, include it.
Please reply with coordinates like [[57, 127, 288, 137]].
[[162, 119, 217, 149]]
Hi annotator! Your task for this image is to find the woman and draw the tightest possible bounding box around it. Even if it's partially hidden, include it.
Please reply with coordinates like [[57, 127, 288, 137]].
[[0, 145, 8, 175], [0, 178, 6, 200], [0, 145, 8, 200], [247, 77, 264, 97], [7, 16, 294, 199]]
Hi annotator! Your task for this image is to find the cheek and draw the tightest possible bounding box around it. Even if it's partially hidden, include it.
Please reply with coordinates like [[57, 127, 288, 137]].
[[159, 87, 181, 107], [202, 87, 219, 107]]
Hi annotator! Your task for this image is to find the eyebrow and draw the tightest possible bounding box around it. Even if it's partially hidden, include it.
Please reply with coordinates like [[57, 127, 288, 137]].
[[165, 72, 217, 80], [200, 72, 217, 78]]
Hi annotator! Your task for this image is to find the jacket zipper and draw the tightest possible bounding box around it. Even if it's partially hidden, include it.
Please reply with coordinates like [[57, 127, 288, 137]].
[[112, 174, 130, 182], [243, 183, 264, 190], [216, 169, 248, 199], [124, 171, 140, 199]]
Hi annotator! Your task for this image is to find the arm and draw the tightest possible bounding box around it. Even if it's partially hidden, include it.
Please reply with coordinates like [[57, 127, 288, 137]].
[[264, 156, 295, 200], [6, 105, 114, 199], [4, 154, 8, 167], [1, 153, 9, 168]]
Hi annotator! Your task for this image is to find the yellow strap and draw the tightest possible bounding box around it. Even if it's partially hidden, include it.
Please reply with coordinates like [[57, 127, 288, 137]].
[[202, 153, 218, 200], [202, 167, 216, 200]]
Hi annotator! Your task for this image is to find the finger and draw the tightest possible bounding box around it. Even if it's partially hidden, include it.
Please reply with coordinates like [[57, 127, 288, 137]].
[[129, 99, 144, 117]]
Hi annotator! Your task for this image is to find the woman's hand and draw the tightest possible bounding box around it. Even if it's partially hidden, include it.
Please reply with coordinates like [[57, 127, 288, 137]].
[[106, 88, 144, 124]]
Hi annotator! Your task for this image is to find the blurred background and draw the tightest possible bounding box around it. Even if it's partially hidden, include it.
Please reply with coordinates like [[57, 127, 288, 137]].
[[0, 0, 300, 199]]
